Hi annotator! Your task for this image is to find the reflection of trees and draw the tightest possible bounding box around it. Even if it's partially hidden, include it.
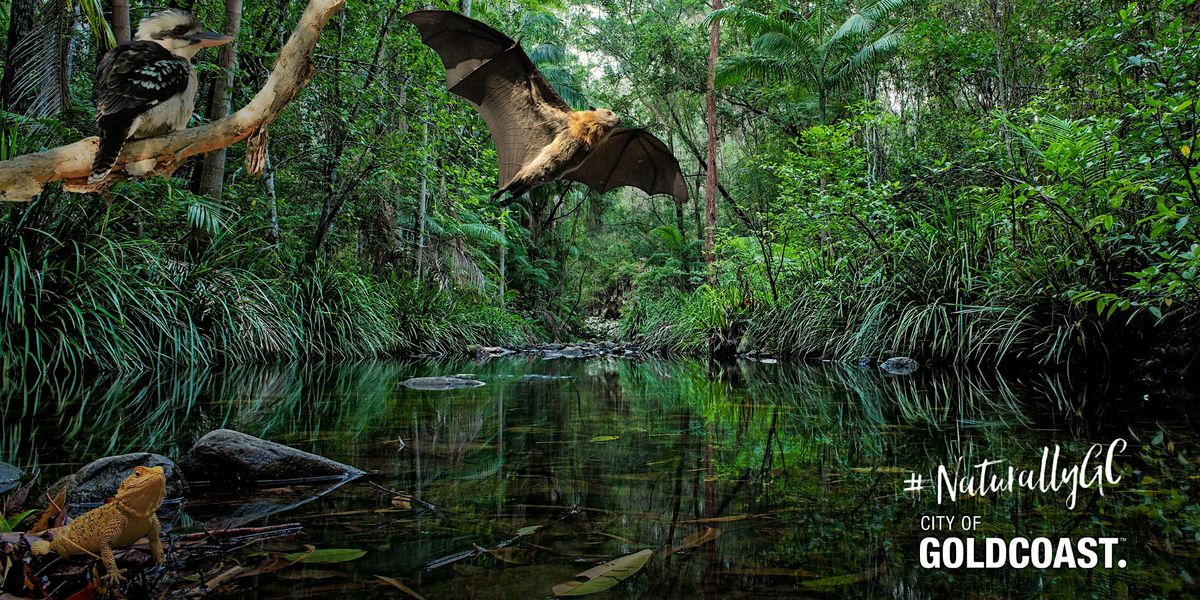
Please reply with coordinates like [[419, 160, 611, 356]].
[[2, 360, 1193, 597]]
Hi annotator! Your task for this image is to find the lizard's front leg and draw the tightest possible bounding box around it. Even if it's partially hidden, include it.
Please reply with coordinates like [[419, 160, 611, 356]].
[[100, 543, 125, 586], [98, 514, 127, 586], [148, 514, 165, 565]]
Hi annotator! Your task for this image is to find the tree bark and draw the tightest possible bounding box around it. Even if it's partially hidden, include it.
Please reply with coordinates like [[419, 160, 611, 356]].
[[1, 0, 36, 109], [703, 0, 722, 267], [0, 0, 345, 201], [199, 0, 244, 199], [111, 0, 131, 44]]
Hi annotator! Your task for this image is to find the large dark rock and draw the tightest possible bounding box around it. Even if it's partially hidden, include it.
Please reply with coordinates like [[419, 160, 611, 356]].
[[67, 453, 187, 508], [0, 461, 21, 495], [401, 376, 485, 390], [880, 356, 919, 375], [179, 429, 364, 484]]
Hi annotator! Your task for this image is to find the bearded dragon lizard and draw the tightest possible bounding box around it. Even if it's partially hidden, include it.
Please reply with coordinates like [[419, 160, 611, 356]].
[[31, 465, 167, 584]]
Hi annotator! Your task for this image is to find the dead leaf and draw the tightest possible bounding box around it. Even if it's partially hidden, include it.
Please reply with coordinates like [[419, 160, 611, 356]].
[[376, 575, 427, 600], [661, 527, 721, 558], [486, 546, 531, 565]]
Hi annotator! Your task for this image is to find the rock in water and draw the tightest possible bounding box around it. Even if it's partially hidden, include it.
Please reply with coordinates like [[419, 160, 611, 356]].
[[68, 453, 187, 506], [179, 429, 364, 484], [401, 376, 486, 390], [880, 356, 919, 375], [0, 461, 21, 494]]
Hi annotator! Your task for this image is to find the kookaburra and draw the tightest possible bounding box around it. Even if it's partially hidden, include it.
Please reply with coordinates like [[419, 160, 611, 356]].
[[89, 10, 233, 183]]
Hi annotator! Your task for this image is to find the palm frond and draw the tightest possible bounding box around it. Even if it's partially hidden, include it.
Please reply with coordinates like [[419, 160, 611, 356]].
[[827, 29, 903, 88]]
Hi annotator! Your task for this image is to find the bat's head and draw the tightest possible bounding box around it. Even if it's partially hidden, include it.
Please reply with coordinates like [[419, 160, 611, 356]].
[[593, 108, 620, 129], [136, 9, 233, 60], [571, 109, 621, 146]]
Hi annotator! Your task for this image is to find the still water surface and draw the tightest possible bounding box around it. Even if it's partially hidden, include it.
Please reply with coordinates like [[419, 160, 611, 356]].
[[3, 358, 1198, 598]]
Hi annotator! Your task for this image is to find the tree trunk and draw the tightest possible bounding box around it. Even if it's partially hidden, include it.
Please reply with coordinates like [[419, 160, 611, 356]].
[[263, 149, 280, 246], [0, 0, 36, 159], [498, 217, 507, 307], [416, 123, 429, 282], [199, 0, 244, 199], [703, 0, 722, 268], [111, 0, 131, 43]]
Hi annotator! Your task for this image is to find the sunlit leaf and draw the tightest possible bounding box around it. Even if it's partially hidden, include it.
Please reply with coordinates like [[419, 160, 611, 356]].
[[552, 549, 652, 596]]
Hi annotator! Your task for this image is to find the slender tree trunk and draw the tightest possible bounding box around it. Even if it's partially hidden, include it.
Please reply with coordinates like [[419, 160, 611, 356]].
[[703, 0, 722, 268], [416, 123, 429, 282], [199, 0, 243, 199], [263, 149, 280, 247], [498, 217, 507, 307], [111, 0, 131, 43], [1, 0, 36, 159]]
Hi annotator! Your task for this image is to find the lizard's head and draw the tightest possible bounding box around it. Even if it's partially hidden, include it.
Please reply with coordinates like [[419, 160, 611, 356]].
[[117, 465, 167, 510]]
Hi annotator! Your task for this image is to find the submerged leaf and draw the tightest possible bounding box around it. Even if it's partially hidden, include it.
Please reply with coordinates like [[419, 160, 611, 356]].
[[376, 575, 428, 600], [283, 548, 367, 564], [589, 435, 620, 442], [552, 549, 652, 596], [661, 527, 721, 558]]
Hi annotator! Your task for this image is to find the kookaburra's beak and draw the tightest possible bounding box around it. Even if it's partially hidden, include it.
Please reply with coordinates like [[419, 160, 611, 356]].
[[188, 31, 234, 47]]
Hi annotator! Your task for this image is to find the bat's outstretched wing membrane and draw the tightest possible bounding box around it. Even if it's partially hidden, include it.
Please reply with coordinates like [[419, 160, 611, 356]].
[[565, 128, 688, 202], [403, 10, 571, 189]]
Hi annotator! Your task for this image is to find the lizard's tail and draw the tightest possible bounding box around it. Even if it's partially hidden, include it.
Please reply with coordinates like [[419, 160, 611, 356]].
[[30, 539, 52, 555]]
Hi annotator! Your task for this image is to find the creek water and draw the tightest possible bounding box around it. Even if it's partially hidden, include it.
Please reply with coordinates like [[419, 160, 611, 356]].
[[3, 357, 1198, 598]]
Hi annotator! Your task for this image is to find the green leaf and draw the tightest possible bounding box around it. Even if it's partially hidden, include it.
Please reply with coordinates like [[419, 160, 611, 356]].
[[552, 549, 653, 596], [283, 548, 367, 564], [590, 435, 620, 442]]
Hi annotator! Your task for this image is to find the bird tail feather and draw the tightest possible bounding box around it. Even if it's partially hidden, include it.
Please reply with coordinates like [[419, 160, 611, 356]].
[[89, 123, 131, 184]]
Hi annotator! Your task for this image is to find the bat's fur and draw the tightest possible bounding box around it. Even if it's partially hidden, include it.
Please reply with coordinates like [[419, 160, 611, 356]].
[[501, 107, 619, 199]]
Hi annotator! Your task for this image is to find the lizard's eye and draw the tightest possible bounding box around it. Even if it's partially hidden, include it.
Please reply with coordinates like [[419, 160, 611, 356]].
[[134, 471, 142, 477]]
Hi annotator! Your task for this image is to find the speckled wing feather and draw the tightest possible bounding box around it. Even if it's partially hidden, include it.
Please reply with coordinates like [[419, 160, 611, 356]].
[[95, 41, 191, 123], [565, 128, 689, 202], [403, 10, 571, 189]]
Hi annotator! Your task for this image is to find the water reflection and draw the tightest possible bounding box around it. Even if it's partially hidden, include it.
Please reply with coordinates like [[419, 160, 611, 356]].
[[2, 359, 1197, 598]]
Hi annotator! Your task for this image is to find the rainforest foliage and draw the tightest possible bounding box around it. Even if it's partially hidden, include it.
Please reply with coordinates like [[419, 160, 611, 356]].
[[1, 0, 1198, 372]]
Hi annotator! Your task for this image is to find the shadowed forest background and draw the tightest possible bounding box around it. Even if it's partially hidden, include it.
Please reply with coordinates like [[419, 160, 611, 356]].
[[2, 0, 1199, 374]]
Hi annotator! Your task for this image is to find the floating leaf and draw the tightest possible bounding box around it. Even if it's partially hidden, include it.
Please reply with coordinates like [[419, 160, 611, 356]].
[[283, 547, 367, 564], [376, 575, 428, 600], [516, 525, 543, 536], [392, 495, 414, 510], [552, 549, 652, 596], [590, 435, 620, 443]]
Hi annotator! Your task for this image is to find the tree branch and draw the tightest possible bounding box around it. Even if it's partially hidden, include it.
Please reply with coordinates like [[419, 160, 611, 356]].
[[0, 0, 344, 201]]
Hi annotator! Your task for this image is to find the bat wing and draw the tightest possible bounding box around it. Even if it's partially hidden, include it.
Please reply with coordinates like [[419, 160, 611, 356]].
[[565, 128, 689, 202], [403, 10, 571, 189]]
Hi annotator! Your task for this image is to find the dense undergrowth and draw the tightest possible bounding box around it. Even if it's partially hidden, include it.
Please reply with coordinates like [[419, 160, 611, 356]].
[[0, 192, 537, 375], [617, 6, 1200, 366]]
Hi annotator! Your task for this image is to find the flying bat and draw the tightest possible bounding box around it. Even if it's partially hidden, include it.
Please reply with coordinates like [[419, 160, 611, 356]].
[[402, 10, 688, 203]]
